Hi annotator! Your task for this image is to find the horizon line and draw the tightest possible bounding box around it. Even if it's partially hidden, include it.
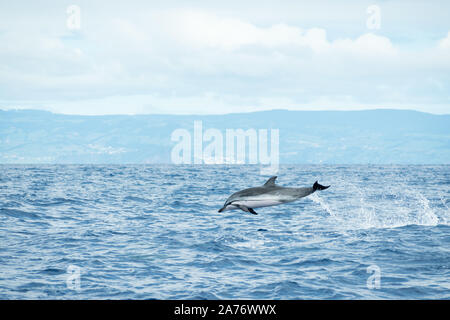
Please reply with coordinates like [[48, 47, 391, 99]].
[[1, 107, 449, 117]]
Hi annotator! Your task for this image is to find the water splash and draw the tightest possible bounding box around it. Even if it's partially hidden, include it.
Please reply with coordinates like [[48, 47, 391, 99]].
[[309, 180, 443, 230], [415, 193, 439, 226], [309, 193, 335, 216]]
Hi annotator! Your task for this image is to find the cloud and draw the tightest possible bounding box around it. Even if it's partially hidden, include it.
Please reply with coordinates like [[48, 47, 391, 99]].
[[170, 10, 330, 52], [169, 10, 396, 56], [333, 33, 396, 56], [438, 31, 450, 49], [0, 3, 449, 114]]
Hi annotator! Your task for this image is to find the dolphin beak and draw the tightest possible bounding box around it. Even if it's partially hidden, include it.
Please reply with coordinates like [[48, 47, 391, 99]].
[[218, 206, 226, 213]]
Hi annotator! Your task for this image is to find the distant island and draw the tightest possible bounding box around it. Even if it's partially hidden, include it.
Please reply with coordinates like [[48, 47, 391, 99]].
[[0, 109, 449, 164]]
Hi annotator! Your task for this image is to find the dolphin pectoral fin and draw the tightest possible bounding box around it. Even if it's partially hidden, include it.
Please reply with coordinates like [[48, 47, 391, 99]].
[[236, 205, 249, 212], [237, 205, 258, 215]]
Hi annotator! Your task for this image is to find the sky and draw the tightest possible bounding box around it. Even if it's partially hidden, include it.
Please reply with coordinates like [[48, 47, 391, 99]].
[[0, 0, 449, 115]]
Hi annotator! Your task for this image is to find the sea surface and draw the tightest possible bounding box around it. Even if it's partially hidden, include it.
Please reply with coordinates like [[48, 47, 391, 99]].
[[0, 164, 449, 299]]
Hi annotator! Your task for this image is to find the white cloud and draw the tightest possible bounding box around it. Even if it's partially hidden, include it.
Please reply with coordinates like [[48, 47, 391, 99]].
[[169, 10, 395, 56], [438, 31, 450, 49], [170, 10, 330, 52], [0, 3, 449, 114], [333, 33, 396, 56]]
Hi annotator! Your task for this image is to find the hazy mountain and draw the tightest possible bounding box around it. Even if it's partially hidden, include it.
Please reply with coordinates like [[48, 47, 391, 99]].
[[1, 109, 449, 164]]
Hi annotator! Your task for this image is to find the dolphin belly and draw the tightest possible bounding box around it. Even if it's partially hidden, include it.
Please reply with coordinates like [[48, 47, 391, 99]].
[[232, 199, 284, 208], [232, 193, 297, 208]]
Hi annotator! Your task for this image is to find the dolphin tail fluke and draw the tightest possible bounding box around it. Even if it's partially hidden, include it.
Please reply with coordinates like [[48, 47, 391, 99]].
[[313, 181, 330, 191]]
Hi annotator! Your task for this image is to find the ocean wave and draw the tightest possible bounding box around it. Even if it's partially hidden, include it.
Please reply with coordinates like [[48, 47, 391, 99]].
[[0, 164, 448, 299]]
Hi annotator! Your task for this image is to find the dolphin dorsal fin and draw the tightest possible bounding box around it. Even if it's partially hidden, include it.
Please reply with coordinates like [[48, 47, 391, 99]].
[[263, 176, 277, 187]]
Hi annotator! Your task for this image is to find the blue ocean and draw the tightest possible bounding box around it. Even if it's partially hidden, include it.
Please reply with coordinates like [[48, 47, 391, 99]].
[[0, 164, 449, 299]]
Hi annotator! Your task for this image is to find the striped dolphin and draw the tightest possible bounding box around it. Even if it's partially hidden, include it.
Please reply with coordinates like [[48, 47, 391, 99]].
[[218, 176, 330, 215]]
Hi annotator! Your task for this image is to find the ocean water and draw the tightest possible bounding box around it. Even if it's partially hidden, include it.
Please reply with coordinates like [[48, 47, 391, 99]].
[[0, 164, 449, 300]]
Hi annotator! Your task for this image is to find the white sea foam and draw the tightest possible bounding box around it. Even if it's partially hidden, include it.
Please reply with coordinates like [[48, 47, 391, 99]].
[[309, 180, 445, 230]]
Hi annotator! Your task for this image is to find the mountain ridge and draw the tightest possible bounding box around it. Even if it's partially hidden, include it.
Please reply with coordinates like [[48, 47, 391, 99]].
[[1, 109, 449, 164]]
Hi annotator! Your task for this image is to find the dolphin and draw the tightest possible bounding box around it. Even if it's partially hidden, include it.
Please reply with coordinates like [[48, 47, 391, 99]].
[[218, 176, 330, 215]]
